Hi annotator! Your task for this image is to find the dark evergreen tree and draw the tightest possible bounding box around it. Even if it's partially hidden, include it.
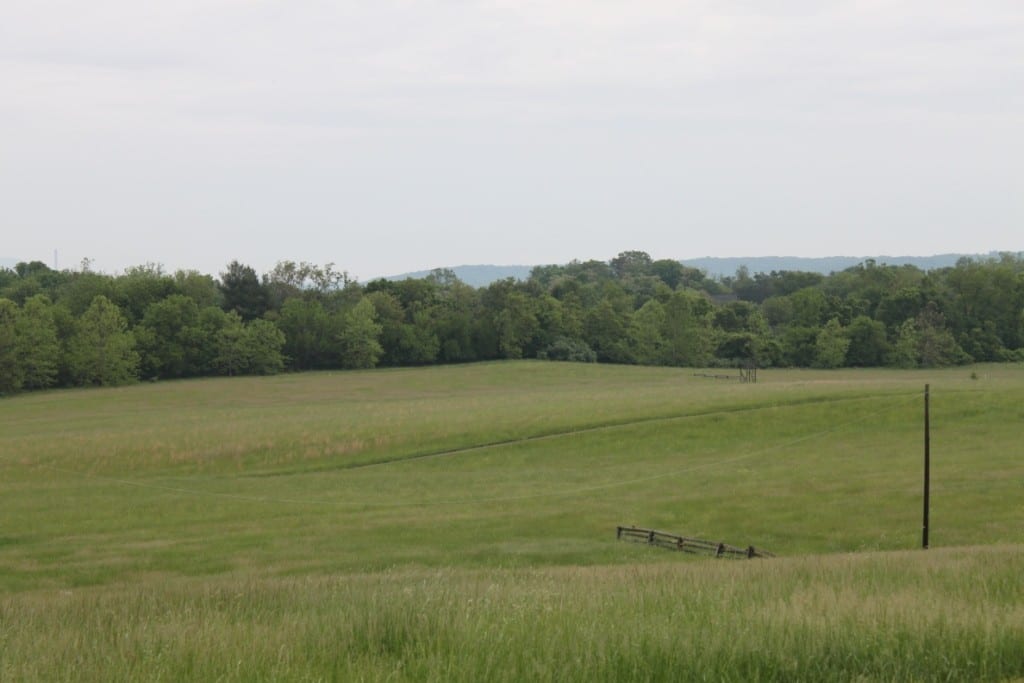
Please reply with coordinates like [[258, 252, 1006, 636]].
[[219, 261, 269, 321]]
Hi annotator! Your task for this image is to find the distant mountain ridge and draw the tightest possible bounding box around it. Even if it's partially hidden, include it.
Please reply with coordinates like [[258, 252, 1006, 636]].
[[387, 252, 1017, 287], [679, 254, 990, 277], [386, 265, 534, 287]]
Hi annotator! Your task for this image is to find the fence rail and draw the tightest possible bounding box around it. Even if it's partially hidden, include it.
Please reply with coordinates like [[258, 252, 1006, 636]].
[[693, 363, 758, 384], [616, 525, 774, 559], [692, 372, 737, 380]]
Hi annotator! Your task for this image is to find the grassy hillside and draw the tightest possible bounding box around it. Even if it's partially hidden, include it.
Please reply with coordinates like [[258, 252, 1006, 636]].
[[2, 362, 1023, 680]]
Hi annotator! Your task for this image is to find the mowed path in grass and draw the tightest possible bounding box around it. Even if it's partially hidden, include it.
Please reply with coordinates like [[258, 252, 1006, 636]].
[[2, 361, 1022, 591]]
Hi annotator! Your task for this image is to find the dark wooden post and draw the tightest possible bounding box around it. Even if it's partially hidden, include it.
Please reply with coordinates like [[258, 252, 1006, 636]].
[[923, 384, 930, 549]]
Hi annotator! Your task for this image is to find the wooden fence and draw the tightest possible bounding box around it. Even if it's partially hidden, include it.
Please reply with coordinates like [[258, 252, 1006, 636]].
[[692, 372, 737, 381], [616, 525, 774, 559], [693, 363, 758, 384]]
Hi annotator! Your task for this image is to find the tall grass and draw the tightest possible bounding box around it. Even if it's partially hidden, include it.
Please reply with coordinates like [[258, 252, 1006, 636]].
[[2, 546, 1022, 681]]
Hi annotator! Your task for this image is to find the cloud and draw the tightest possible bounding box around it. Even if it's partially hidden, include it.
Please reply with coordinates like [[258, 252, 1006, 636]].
[[1, 1, 1021, 275]]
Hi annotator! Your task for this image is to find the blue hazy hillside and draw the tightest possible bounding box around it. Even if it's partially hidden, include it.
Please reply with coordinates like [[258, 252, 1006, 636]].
[[388, 253, 1010, 287]]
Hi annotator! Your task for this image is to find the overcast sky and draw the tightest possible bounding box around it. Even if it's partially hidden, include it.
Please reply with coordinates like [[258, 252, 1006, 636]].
[[3, 1, 1022, 280]]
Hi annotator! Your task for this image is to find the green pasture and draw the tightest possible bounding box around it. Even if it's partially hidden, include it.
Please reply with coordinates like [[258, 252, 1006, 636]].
[[1, 361, 1023, 680]]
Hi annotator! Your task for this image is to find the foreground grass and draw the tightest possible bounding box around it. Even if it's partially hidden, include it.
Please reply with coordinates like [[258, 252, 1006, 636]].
[[3, 545, 1022, 681], [2, 361, 1023, 679]]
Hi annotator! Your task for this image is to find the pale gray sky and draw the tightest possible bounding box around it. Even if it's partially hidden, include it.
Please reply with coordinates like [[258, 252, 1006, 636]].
[[3, 1, 1022, 280]]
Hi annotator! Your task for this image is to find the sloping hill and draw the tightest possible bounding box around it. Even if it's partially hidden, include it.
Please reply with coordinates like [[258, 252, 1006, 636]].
[[4, 362, 1023, 680]]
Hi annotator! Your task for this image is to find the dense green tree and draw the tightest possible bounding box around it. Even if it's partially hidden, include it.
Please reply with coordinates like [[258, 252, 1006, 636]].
[[782, 326, 819, 367], [730, 269, 824, 303], [401, 310, 441, 364], [364, 290, 438, 365], [649, 259, 685, 290], [174, 270, 222, 309], [942, 258, 1023, 353], [629, 299, 666, 365], [893, 303, 968, 368], [583, 299, 633, 364], [713, 306, 771, 365], [528, 294, 571, 352], [813, 318, 850, 368], [67, 296, 139, 386], [244, 319, 287, 375], [0, 274, 41, 305], [193, 307, 231, 374], [16, 295, 61, 389], [365, 290, 408, 366], [213, 312, 247, 376], [876, 287, 924, 335], [845, 315, 890, 367], [761, 296, 794, 328], [220, 261, 269, 321], [3, 251, 1024, 395], [337, 298, 383, 369], [5, 262, 69, 306], [55, 271, 118, 316], [135, 295, 206, 378], [610, 250, 653, 280], [213, 313, 286, 375], [789, 287, 829, 328], [650, 260, 709, 291], [660, 291, 714, 367], [115, 264, 178, 323], [264, 260, 318, 310], [713, 301, 762, 334], [14, 261, 51, 279], [538, 337, 597, 362], [494, 290, 539, 360], [0, 268, 18, 292], [424, 273, 480, 363], [961, 321, 1008, 362], [277, 298, 335, 370], [916, 303, 969, 367], [478, 279, 541, 360], [0, 299, 24, 393]]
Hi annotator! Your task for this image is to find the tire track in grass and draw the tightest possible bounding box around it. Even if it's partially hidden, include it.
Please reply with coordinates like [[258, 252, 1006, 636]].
[[20, 392, 922, 509], [250, 390, 922, 477]]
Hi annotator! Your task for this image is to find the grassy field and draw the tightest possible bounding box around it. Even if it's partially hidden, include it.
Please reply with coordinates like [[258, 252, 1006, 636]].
[[1, 361, 1023, 680]]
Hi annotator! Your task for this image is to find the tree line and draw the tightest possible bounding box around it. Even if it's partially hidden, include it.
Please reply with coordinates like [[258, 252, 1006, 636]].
[[1, 251, 1022, 394]]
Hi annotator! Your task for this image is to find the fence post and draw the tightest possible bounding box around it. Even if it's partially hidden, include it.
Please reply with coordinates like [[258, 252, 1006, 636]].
[[923, 384, 930, 550]]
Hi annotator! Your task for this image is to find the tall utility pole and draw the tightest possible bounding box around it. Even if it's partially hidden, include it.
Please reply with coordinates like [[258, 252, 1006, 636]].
[[922, 384, 930, 549]]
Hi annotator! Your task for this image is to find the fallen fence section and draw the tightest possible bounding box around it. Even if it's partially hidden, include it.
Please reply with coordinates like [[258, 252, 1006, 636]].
[[616, 525, 775, 559], [692, 372, 736, 380], [693, 363, 757, 384]]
